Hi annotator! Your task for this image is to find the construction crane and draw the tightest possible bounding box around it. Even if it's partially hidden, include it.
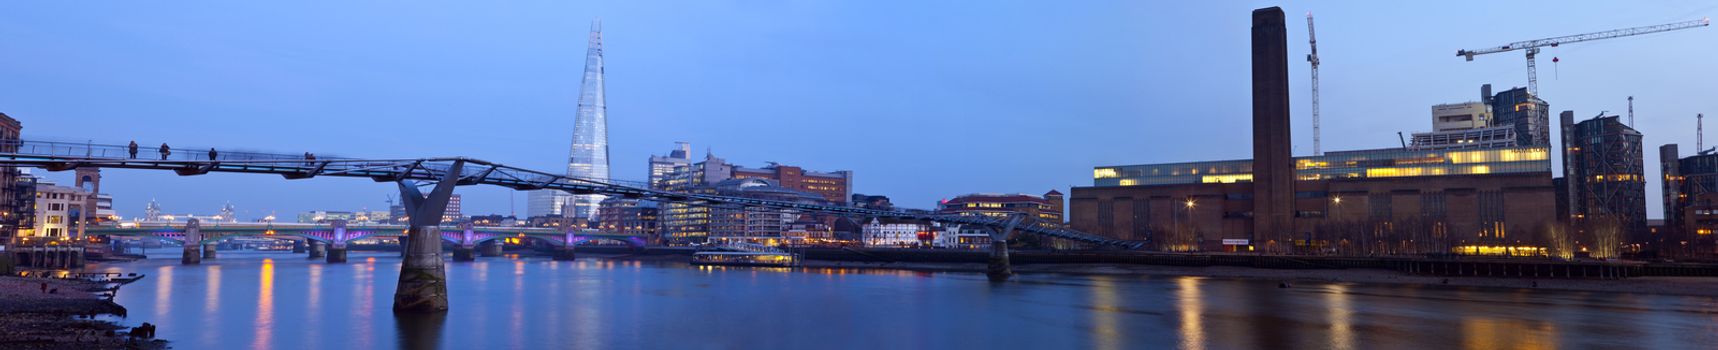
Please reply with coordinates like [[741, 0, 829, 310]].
[[1306, 12, 1322, 156], [1628, 96, 1635, 127], [1701, 113, 1706, 152], [1457, 18, 1710, 96]]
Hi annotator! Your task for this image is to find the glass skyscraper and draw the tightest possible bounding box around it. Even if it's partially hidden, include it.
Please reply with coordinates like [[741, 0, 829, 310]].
[[529, 21, 609, 219]]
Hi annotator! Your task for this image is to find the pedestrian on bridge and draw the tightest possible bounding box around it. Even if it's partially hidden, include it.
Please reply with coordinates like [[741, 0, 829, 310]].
[[158, 143, 170, 160], [208, 148, 217, 161], [127, 141, 138, 159], [304, 152, 315, 166]]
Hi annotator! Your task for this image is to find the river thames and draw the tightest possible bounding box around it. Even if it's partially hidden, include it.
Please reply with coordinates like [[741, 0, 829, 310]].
[[93, 251, 1717, 349]]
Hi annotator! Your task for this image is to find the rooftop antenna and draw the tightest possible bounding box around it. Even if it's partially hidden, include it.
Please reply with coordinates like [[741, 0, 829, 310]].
[[1627, 96, 1635, 127], [1700, 113, 1706, 151]]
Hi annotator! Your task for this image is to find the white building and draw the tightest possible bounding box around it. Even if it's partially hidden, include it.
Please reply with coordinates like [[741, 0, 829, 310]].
[[25, 180, 112, 240], [861, 218, 926, 247], [932, 224, 993, 250]]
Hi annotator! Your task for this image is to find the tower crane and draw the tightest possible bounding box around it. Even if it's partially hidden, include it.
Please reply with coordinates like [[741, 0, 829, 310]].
[[1456, 18, 1709, 96], [1307, 12, 1322, 156]]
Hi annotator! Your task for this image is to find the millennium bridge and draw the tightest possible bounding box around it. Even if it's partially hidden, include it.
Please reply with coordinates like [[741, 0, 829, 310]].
[[0, 139, 1143, 312], [90, 221, 649, 263]]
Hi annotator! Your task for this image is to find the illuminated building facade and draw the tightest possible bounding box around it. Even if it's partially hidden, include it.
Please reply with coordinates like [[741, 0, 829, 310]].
[[0, 113, 22, 245], [1560, 113, 1647, 243], [662, 178, 835, 246], [861, 218, 928, 247], [660, 152, 853, 202], [936, 191, 1065, 227], [648, 142, 692, 190], [1073, 146, 1557, 254], [597, 197, 659, 244]]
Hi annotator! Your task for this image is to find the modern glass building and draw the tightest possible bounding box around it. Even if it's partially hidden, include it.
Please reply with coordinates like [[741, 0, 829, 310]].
[[1092, 146, 1552, 187], [530, 21, 611, 220]]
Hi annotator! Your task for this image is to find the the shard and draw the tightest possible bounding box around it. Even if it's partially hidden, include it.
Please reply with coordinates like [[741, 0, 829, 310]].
[[529, 20, 609, 220]]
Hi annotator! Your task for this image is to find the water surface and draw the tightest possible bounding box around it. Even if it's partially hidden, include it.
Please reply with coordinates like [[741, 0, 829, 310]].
[[96, 251, 1718, 349]]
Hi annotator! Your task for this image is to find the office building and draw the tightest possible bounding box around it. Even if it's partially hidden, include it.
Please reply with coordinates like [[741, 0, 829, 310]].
[[469, 214, 518, 227], [442, 194, 463, 223], [1491, 86, 1552, 147], [0, 113, 22, 245], [299, 211, 355, 223], [851, 194, 894, 210], [20, 178, 112, 241], [1561, 113, 1647, 243], [597, 197, 659, 244], [1661, 144, 1718, 256], [648, 142, 693, 190], [662, 178, 834, 246], [937, 191, 1065, 225], [662, 152, 853, 204], [529, 21, 611, 219]]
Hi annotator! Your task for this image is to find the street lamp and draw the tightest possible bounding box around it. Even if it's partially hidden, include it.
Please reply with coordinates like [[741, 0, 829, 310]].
[[1184, 197, 1197, 251]]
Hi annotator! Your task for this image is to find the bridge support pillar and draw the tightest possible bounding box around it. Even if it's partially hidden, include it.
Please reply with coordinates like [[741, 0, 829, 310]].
[[292, 240, 307, 254], [452, 246, 475, 262], [399, 235, 411, 258], [396, 225, 449, 312], [392, 163, 463, 313], [985, 215, 1025, 282], [452, 223, 476, 262], [327, 244, 348, 263], [552, 246, 577, 261], [308, 241, 326, 259], [201, 243, 218, 260], [181, 219, 203, 265], [479, 241, 503, 257]]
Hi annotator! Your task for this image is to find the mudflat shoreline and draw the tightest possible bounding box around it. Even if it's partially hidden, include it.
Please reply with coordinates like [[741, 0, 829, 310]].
[[0, 276, 166, 350], [586, 252, 1718, 298]]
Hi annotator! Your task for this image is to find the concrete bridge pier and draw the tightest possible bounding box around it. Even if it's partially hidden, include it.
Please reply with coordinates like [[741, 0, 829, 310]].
[[201, 243, 218, 260], [308, 241, 326, 259], [292, 240, 307, 254], [392, 162, 463, 313], [327, 243, 348, 263], [479, 240, 503, 257], [552, 246, 577, 261], [452, 223, 476, 262], [553, 227, 578, 261], [985, 215, 1025, 282], [181, 219, 202, 265], [327, 220, 350, 263]]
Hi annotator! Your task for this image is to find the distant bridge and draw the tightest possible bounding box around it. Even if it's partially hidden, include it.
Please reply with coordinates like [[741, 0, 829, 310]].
[[91, 222, 646, 247]]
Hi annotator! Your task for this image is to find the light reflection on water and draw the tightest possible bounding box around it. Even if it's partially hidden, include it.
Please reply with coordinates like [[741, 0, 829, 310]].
[[95, 251, 1718, 350]]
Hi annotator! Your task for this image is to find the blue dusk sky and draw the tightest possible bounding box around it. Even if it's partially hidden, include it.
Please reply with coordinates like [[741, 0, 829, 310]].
[[2, 1, 1715, 220]]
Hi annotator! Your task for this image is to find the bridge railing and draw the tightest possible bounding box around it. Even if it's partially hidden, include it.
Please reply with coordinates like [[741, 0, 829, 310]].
[[0, 139, 335, 162]]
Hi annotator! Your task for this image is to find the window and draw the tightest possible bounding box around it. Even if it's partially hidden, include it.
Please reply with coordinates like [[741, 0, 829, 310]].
[[1132, 198, 1150, 241]]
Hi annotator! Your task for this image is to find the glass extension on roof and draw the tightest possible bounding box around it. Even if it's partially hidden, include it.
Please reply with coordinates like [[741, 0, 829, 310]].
[[1092, 146, 1550, 187]]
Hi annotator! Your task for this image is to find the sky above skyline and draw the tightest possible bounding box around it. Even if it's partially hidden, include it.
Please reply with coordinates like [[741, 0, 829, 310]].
[[3, 1, 1716, 220]]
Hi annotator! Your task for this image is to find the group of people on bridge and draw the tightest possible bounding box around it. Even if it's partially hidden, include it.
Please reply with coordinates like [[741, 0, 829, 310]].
[[127, 140, 316, 163]]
